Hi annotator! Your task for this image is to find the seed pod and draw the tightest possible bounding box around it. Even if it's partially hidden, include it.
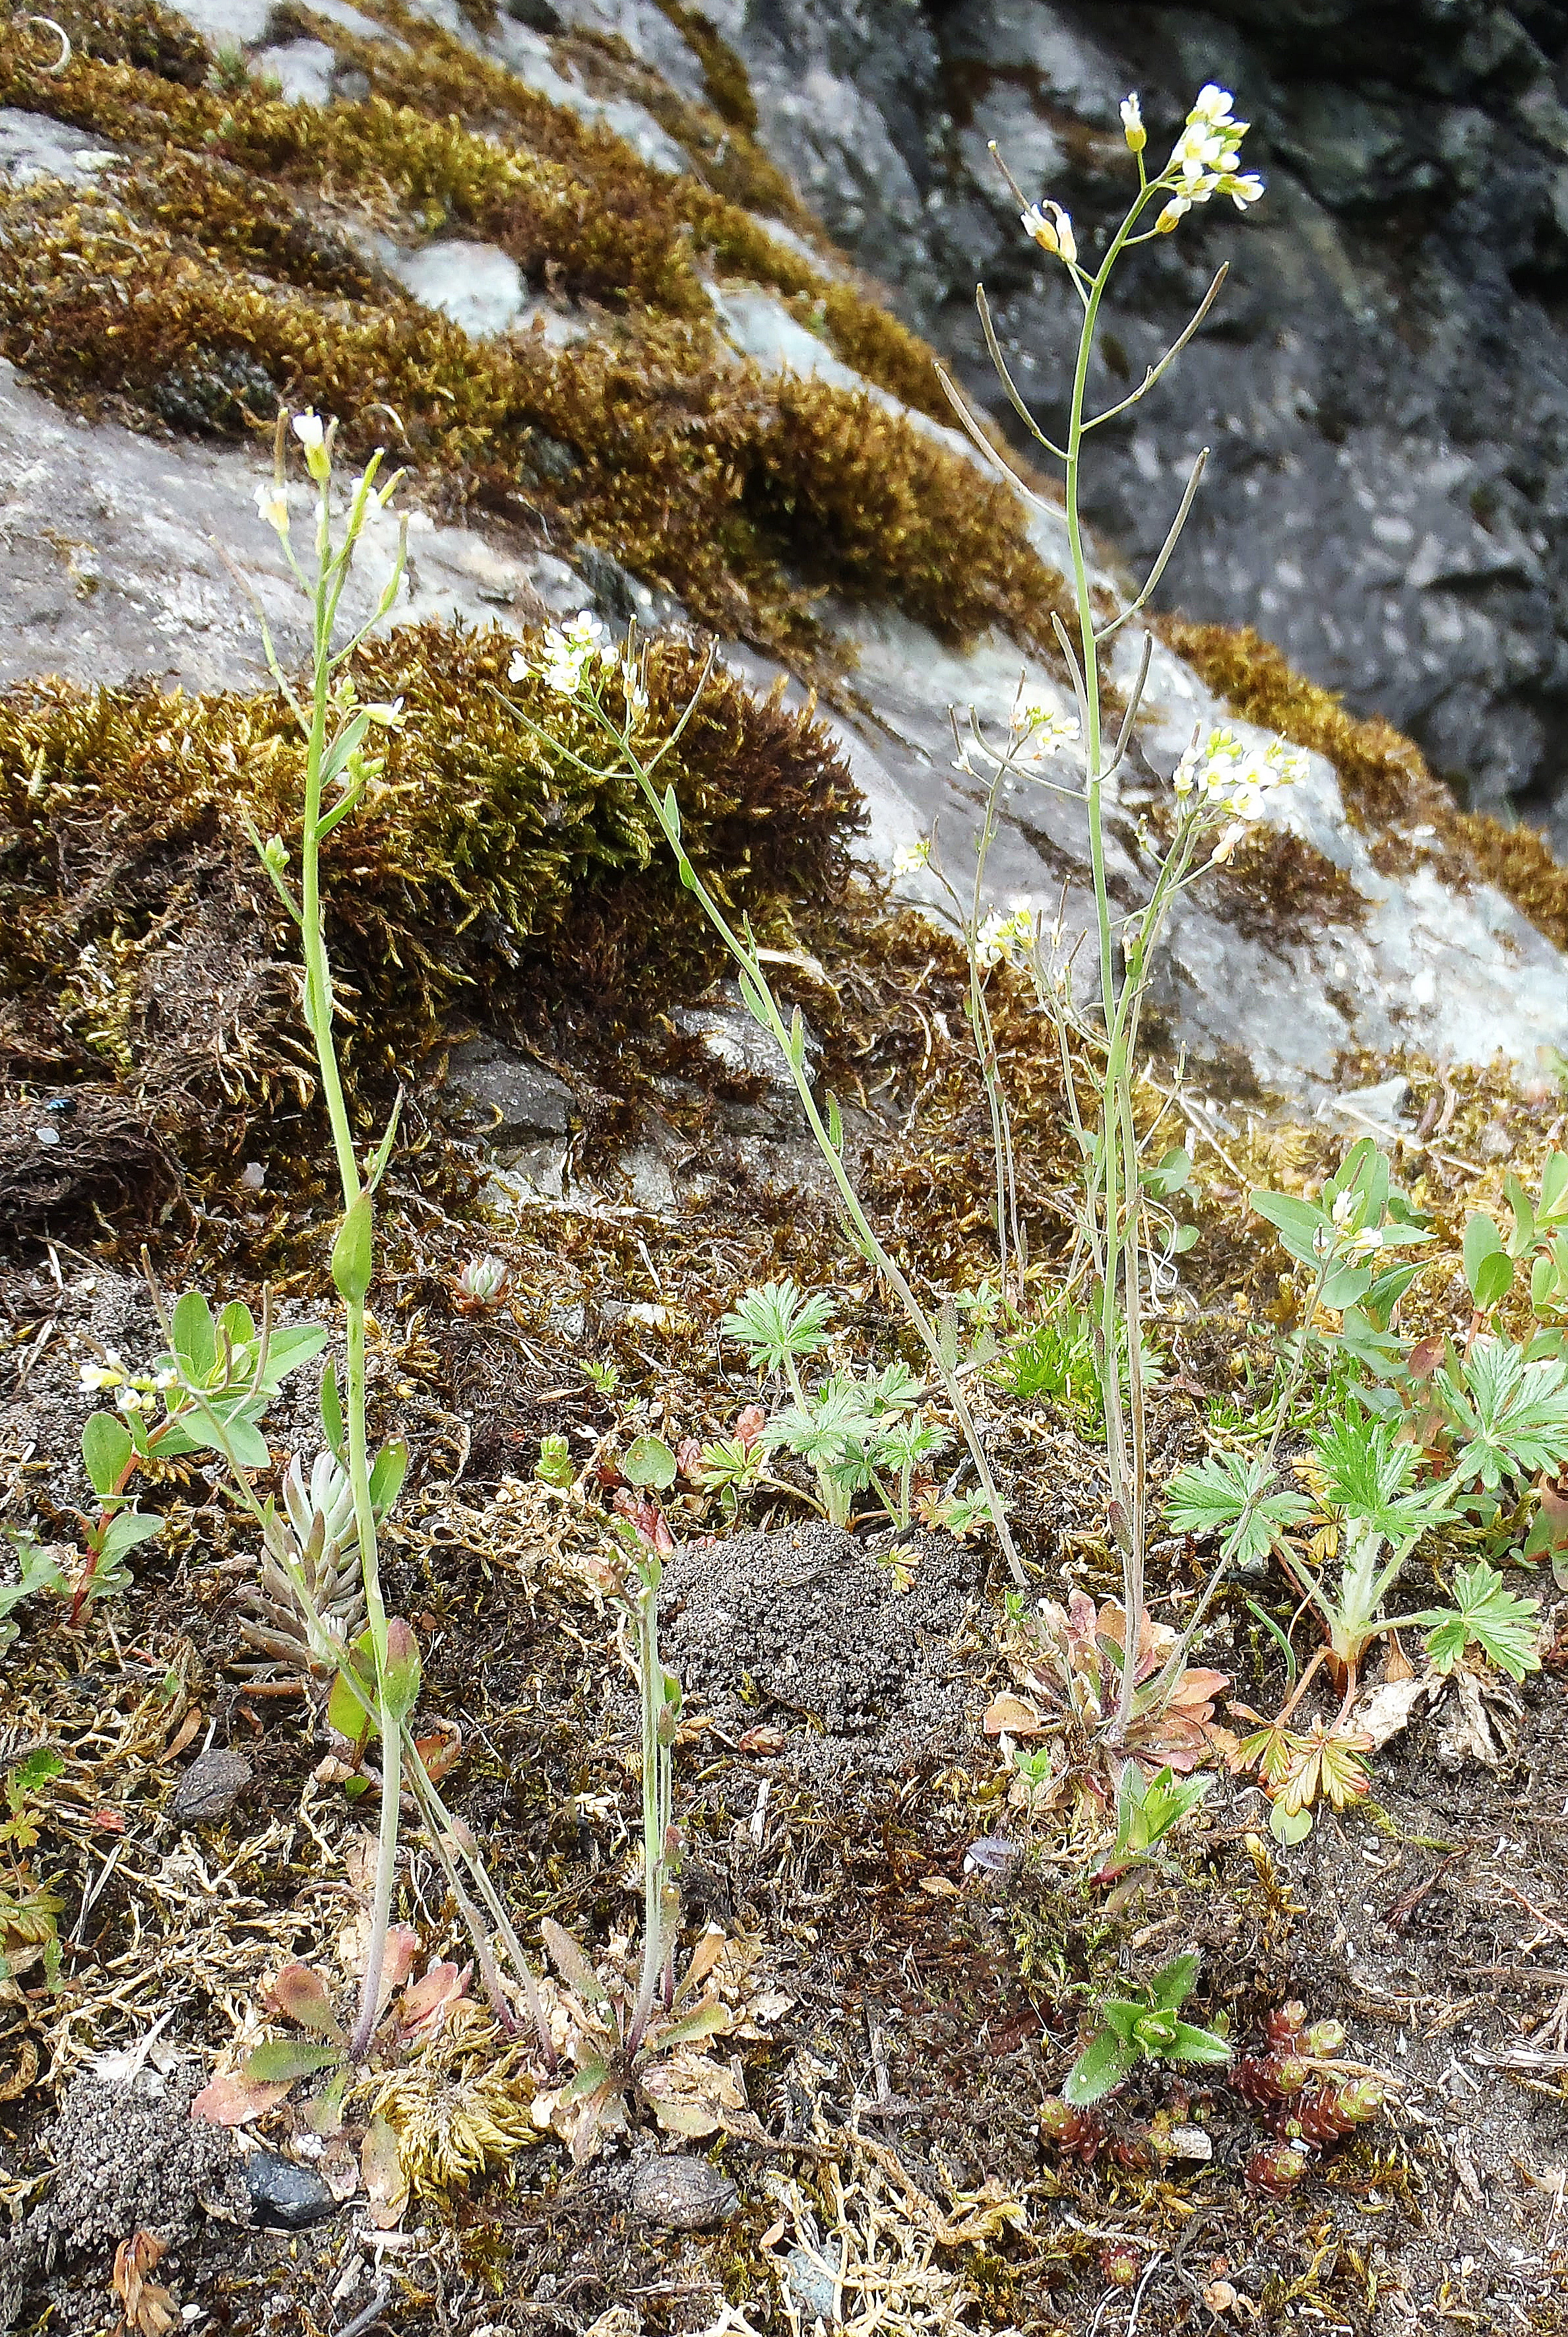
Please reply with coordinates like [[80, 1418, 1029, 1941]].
[[1265, 2001, 1308, 2049], [1246, 2140, 1309, 2196]]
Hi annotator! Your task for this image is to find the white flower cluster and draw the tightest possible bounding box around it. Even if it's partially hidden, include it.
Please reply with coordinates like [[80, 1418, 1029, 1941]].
[[1173, 725, 1306, 820], [891, 835, 933, 878], [1156, 84, 1265, 230], [509, 610, 612, 697], [1009, 688, 1081, 768], [975, 904, 1036, 969]]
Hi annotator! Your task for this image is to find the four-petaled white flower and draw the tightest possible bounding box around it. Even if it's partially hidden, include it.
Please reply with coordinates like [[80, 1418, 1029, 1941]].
[[1010, 687, 1081, 765], [253, 480, 290, 538], [891, 835, 933, 877], [515, 610, 613, 698], [1119, 93, 1145, 154], [79, 1361, 123, 1392], [1020, 199, 1077, 267]]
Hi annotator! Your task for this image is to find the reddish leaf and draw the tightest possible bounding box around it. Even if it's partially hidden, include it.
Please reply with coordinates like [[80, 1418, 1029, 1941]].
[[267, 1963, 345, 2041], [735, 1403, 767, 1451], [397, 1960, 468, 2039], [190, 2071, 294, 2126]]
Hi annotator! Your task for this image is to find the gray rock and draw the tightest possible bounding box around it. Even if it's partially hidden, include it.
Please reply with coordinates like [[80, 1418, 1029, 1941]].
[[391, 240, 529, 338], [629, 2154, 739, 2229], [0, 110, 119, 187], [443, 1037, 573, 1141], [784, 2239, 844, 2324], [251, 37, 335, 102], [36, 2067, 245, 2260], [171, 1745, 254, 1824], [243, 2150, 340, 2230]]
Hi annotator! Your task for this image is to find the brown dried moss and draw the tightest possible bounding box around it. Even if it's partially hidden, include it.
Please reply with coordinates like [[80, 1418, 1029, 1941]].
[[1160, 616, 1568, 956]]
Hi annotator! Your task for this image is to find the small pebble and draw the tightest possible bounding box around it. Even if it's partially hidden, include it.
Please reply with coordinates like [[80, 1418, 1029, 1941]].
[[784, 2241, 842, 2323], [1165, 2124, 1212, 2162], [172, 1746, 253, 1824], [245, 2150, 340, 2230], [36, 1125, 60, 1147], [629, 2154, 737, 2230]]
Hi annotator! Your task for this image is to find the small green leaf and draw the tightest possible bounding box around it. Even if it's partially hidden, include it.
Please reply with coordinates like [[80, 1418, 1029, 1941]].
[[330, 1188, 375, 1305], [1148, 1951, 1199, 2012], [1414, 1559, 1541, 1682], [172, 1291, 217, 1379], [1270, 1802, 1313, 1845], [825, 1091, 844, 1155], [1063, 2030, 1137, 2107], [652, 1997, 730, 2049], [1167, 2020, 1232, 2066], [320, 1355, 345, 1462], [82, 1413, 133, 1500], [244, 2038, 341, 2084], [381, 1618, 422, 1722], [541, 1916, 610, 2010], [1250, 1188, 1329, 1267], [623, 1435, 677, 1491], [99, 1508, 165, 1562], [368, 1437, 408, 1518]]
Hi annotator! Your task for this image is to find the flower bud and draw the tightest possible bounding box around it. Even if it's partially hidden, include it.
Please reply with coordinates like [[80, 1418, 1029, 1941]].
[[1119, 94, 1145, 153]]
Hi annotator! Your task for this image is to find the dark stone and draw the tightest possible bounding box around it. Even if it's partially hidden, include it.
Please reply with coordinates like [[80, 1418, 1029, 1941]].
[[172, 1745, 253, 1824], [503, 0, 561, 28], [573, 541, 651, 623], [518, 427, 580, 486], [629, 2154, 739, 2230], [443, 1035, 573, 1143], [149, 349, 279, 436], [244, 2150, 340, 2231]]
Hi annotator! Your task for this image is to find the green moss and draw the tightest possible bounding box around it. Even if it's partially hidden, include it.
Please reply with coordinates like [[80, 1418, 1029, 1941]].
[[1161, 616, 1568, 956], [652, 0, 757, 132]]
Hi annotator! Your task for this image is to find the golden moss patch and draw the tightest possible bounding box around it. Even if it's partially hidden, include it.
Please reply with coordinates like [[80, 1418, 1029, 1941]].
[[1161, 616, 1568, 955], [0, 624, 860, 1134]]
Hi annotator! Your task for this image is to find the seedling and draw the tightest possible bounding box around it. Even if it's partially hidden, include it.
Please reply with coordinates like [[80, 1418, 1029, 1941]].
[[1064, 1952, 1230, 2106]]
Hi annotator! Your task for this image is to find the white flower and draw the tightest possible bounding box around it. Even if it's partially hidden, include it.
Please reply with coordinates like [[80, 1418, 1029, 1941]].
[[362, 697, 404, 729], [1172, 726, 1303, 823], [891, 835, 933, 877], [530, 610, 611, 697], [1156, 196, 1191, 233], [1020, 199, 1077, 267], [79, 1361, 123, 1393], [253, 480, 290, 537], [291, 408, 330, 482], [1223, 172, 1265, 209], [115, 1384, 150, 1413], [1120, 93, 1145, 154]]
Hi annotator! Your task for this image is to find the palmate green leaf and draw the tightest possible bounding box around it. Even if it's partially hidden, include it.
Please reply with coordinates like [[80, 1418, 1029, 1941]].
[[720, 1279, 834, 1375], [1311, 1414, 1450, 1544], [1414, 1560, 1541, 1682], [1063, 2030, 1137, 2107], [1164, 1452, 1312, 1568], [1440, 1337, 1568, 1490]]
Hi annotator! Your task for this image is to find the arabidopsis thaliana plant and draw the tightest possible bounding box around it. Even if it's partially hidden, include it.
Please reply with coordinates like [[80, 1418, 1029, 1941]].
[[1156, 83, 1265, 226], [513, 610, 612, 696], [1172, 726, 1305, 825]]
